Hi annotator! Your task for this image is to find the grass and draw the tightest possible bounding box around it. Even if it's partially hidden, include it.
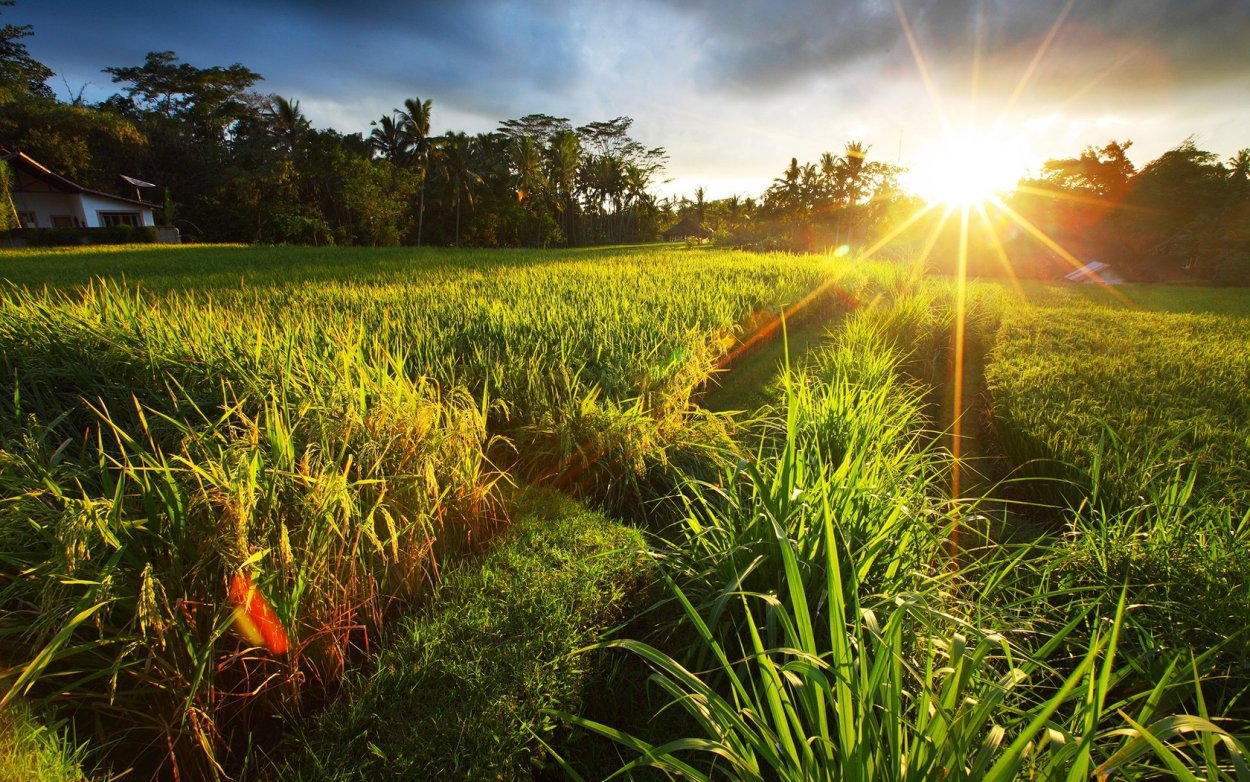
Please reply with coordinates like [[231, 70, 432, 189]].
[[970, 281, 1250, 701], [0, 243, 869, 776], [2, 243, 1248, 779], [986, 287, 1250, 511], [0, 702, 91, 782], [565, 301, 1250, 780], [276, 489, 653, 780]]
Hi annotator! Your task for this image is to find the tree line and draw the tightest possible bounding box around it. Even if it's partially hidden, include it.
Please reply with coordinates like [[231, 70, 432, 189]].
[[2, 2, 1246, 280], [660, 141, 914, 254], [899, 136, 1250, 284], [1008, 138, 1250, 283], [0, 8, 667, 246]]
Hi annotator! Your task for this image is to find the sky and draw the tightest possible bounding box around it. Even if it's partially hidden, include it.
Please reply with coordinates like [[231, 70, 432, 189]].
[[14, 0, 1250, 200]]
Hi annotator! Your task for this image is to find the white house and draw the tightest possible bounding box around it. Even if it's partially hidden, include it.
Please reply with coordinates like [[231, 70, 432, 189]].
[[3, 150, 158, 230]]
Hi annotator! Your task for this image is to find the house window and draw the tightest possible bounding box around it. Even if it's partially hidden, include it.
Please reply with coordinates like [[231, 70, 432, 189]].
[[15, 211, 36, 228], [52, 215, 77, 228], [98, 211, 140, 227]]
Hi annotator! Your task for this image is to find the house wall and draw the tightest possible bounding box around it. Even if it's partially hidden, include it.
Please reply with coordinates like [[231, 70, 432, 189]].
[[10, 191, 88, 228], [10, 192, 154, 228], [79, 193, 156, 228]]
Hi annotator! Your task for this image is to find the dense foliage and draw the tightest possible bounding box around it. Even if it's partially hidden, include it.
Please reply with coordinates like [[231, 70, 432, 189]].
[[989, 140, 1247, 283], [0, 9, 668, 247]]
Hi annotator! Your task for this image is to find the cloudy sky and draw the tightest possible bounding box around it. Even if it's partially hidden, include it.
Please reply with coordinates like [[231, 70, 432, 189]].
[[15, 0, 1250, 199]]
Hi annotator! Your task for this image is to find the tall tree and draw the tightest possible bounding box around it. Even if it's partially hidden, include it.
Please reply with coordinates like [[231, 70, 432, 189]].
[[398, 96, 433, 245], [547, 128, 581, 243], [0, 1, 52, 100], [1040, 140, 1135, 198], [369, 114, 411, 163], [265, 95, 309, 159], [840, 141, 869, 245], [511, 134, 546, 245], [499, 113, 571, 146], [105, 51, 262, 143], [437, 131, 481, 247], [767, 158, 803, 216], [1226, 148, 1250, 198]]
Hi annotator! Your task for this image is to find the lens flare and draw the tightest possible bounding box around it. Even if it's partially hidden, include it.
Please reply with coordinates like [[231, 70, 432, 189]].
[[229, 572, 290, 654]]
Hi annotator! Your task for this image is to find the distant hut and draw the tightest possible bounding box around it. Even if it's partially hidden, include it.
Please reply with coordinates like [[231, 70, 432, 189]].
[[1, 148, 159, 230], [662, 214, 710, 242], [1063, 260, 1125, 285]]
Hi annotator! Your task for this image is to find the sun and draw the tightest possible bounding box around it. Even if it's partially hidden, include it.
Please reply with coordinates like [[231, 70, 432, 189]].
[[902, 127, 1029, 207]]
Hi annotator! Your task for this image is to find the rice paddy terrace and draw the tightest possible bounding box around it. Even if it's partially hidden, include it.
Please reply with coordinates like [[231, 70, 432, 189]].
[[1, 243, 1247, 780]]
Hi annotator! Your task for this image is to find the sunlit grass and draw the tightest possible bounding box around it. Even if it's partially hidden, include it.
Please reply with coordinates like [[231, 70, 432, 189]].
[[0, 243, 862, 776], [1, 244, 1247, 778], [561, 298, 1250, 779]]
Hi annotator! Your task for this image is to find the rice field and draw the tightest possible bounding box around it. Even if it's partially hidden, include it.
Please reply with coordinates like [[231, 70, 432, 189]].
[[1, 244, 1247, 780], [987, 282, 1250, 510]]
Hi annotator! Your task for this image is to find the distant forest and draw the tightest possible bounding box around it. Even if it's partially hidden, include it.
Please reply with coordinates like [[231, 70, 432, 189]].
[[1, 4, 1247, 282]]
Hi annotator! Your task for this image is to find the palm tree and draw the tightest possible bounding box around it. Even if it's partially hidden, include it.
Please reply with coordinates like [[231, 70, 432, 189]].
[[511, 135, 547, 245], [623, 163, 654, 240], [265, 95, 309, 159], [799, 163, 820, 218], [818, 151, 839, 209], [1228, 149, 1250, 198], [692, 185, 706, 241], [547, 129, 581, 242], [398, 97, 434, 245], [769, 158, 803, 217], [438, 131, 482, 247], [722, 194, 750, 233], [841, 141, 870, 245], [369, 114, 412, 163], [580, 154, 624, 242]]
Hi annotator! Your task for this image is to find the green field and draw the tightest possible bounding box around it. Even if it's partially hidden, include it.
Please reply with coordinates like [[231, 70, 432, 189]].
[[1, 245, 1247, 780]]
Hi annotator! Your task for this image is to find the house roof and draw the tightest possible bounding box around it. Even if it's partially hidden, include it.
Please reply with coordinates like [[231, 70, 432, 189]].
[[1063, 261, 1111, 282], [1, 149, 159, 209], [662, 214, 709, 238]]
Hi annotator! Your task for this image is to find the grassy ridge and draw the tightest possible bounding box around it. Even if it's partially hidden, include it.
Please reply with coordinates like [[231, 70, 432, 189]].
[[575, 292, 1249, 779], [0, 245, 833, 402], [982, 282, 1250, 666], [279, 491, 652, 780]]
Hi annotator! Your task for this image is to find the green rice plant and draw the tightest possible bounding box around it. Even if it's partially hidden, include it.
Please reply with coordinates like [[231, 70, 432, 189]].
[[984, 298, 1250, 512], [976, 285, 1250, 699], [1040, 463, 1250, 684], [562, 529, 1248, 780], [667, 306, 947, 642], [0, 246, 888, 775], [0, 343, 500, 777], [514, 377, 733, 523], [555, 290, 1249, 780]]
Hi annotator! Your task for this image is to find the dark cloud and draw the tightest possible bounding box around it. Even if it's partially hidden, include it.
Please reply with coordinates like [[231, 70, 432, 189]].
[[16, 0, 1249, 115], [7, 0, 1247, 183], [646, 0, 1250, 102], [15, 0, 584, 124]]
